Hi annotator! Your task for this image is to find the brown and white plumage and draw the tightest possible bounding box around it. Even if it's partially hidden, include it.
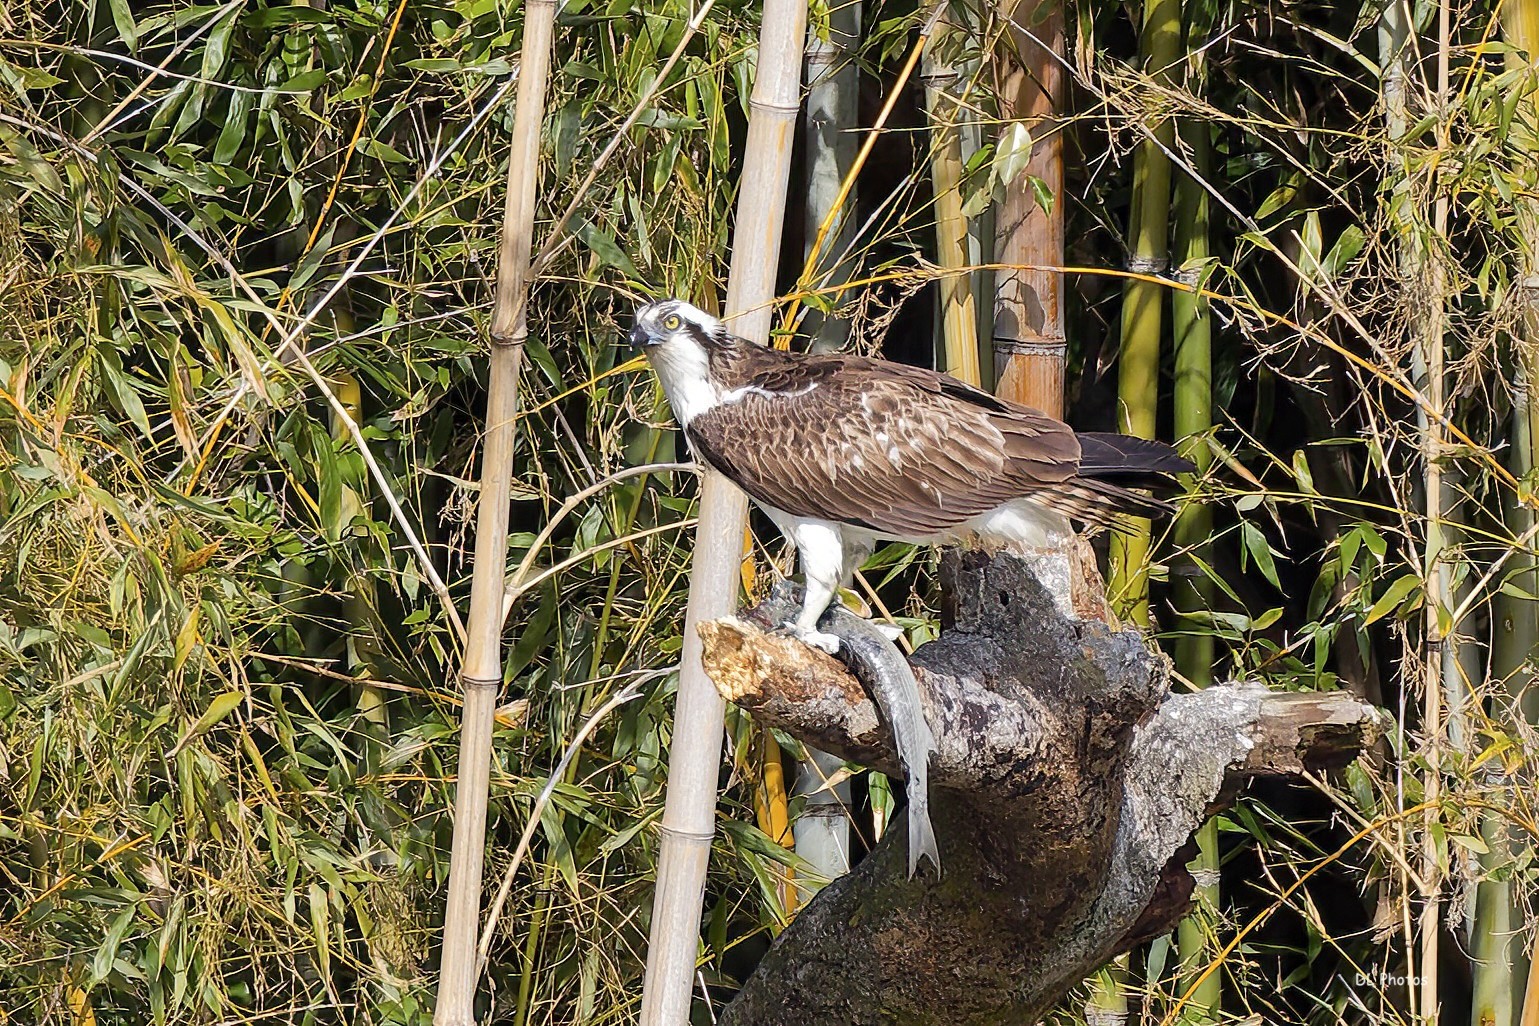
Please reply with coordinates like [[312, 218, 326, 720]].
[[631, 299, 1192, 647], [631, 297, 1192, 879]]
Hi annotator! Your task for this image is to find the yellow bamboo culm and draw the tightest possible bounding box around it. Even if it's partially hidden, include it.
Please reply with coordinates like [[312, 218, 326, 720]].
[[753, 735, 797, 917], [922, 12, 981, 386]]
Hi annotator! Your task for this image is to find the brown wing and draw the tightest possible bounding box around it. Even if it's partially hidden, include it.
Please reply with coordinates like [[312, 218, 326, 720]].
[[684, 355, 1081, 535]]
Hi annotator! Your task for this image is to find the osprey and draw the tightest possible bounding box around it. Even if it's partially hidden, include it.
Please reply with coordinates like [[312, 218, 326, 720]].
[[631, 298, 1194, 654]]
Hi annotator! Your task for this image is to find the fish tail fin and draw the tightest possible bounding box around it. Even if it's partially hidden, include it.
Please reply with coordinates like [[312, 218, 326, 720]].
[[906, 791, 942, 879]]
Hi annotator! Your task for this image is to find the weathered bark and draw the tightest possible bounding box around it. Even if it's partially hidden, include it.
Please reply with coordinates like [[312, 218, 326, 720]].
[[701, 552, 1382, 1026]]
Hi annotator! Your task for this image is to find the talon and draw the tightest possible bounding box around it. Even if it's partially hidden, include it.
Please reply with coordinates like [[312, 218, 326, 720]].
[[780, 620, 842, 655]]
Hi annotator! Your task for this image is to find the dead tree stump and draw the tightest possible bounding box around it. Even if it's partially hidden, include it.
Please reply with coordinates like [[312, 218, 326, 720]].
[[698, 551, 1381, 1026]]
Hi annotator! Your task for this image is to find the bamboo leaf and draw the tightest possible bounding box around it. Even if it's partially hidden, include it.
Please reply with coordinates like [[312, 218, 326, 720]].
[[1364, 574, 1423, 625], [993, 122, 1033, 187], [1240, 522, 1282, 589], [171, 691, 244, 755], [105, 0, 139, 49], [90, 906, 137, 986]]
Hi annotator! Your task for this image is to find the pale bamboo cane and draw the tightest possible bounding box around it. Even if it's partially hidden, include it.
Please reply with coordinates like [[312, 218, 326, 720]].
[[637, 3, 809, 1021], [432, 4, 558, 1024]]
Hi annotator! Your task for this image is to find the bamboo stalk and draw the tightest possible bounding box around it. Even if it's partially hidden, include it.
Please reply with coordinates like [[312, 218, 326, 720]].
[[1418, 3, 1453, 1022], [1486, 9, 1539, 1023], [431, 4, 557, 1024], [637, 3, 807, 1021], [993, 0, 1065, 417], [923, 11, 982, 386], [792, 747, 852, 887], [793, 0, 860, 887], [1108, 0, 1181, 626], [1171, 108, 1218, 1026], [327, 306, 388, 744], [803, 0, 861, 354], [1474, 800, 1517, 1026], [752, 734, 796, 917], [1522, 933, 1539, 1026], [1376, 5, 1432, 1017]]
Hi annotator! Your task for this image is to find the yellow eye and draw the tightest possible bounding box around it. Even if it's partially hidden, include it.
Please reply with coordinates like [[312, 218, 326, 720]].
[[662, 314, 682, 331]]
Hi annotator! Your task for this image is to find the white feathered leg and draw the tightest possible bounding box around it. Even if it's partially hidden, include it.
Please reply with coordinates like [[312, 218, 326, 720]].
[[783, 518, 846, 654]]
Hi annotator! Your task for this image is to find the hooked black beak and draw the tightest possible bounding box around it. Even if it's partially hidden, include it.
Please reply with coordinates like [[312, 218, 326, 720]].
[[629, 324, 652, 350]]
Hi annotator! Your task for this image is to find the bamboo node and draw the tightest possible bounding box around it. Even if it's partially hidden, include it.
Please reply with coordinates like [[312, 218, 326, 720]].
[[993, 336, 1066, 357], [657, 824, 717, 845], [805, 37, 851, 66], [459, 674, 502, 689], [1125, 255, 1168, 274], [489, 329, 528, 349], [748, 97, 803, 116], [1189, 867, 1221, 889]]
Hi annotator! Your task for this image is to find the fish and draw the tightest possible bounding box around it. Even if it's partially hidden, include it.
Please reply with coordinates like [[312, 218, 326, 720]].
[[767, 582, 940, 878]]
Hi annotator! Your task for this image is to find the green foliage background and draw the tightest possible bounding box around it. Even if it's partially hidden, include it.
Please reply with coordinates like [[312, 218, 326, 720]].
[[2, 0, 1537, 1023]]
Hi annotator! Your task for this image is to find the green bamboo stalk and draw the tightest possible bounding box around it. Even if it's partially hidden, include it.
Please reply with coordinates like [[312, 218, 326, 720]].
[[923, 11, 982, 386], [1483, 8, 1539, 1022], [1108, 0, 1181, 626], [432, 4, 557, 1024], [1171, 108, 1218, 1025], [1097, 2, 1181, 1018], [1086, 959, 1130, 1026], [637, 2, 807, 1021], [327, 306, 387, 745], [1474, 801, 1517, 1026]]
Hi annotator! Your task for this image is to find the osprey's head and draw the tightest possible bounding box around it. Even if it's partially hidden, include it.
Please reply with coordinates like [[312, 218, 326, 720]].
[[630, 299, 734, 426], [629, 299, 725, 351]]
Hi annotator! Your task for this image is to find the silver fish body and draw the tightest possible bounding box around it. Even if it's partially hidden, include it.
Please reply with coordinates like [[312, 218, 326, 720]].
[[768, 583, 941, 877]]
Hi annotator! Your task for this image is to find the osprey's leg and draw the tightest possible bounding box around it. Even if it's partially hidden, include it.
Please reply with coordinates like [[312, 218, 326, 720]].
[[784, 519, 846, 655]]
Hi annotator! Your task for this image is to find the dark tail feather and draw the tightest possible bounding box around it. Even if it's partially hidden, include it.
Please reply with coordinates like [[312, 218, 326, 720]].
[[1076, 432, 1195, 477], [1032, 433, 1196, 527]]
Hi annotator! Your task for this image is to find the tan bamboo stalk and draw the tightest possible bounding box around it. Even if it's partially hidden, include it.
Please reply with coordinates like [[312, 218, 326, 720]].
[[637, 2, 808, 1021], [1418, 4, 1452, 1022], [923, 12, 982, 386], [431, 3, 557, 1024], [1108, 0, 1180, 626], [1523, 952, 1539, 1026], [993, 0, 1065, 417]]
